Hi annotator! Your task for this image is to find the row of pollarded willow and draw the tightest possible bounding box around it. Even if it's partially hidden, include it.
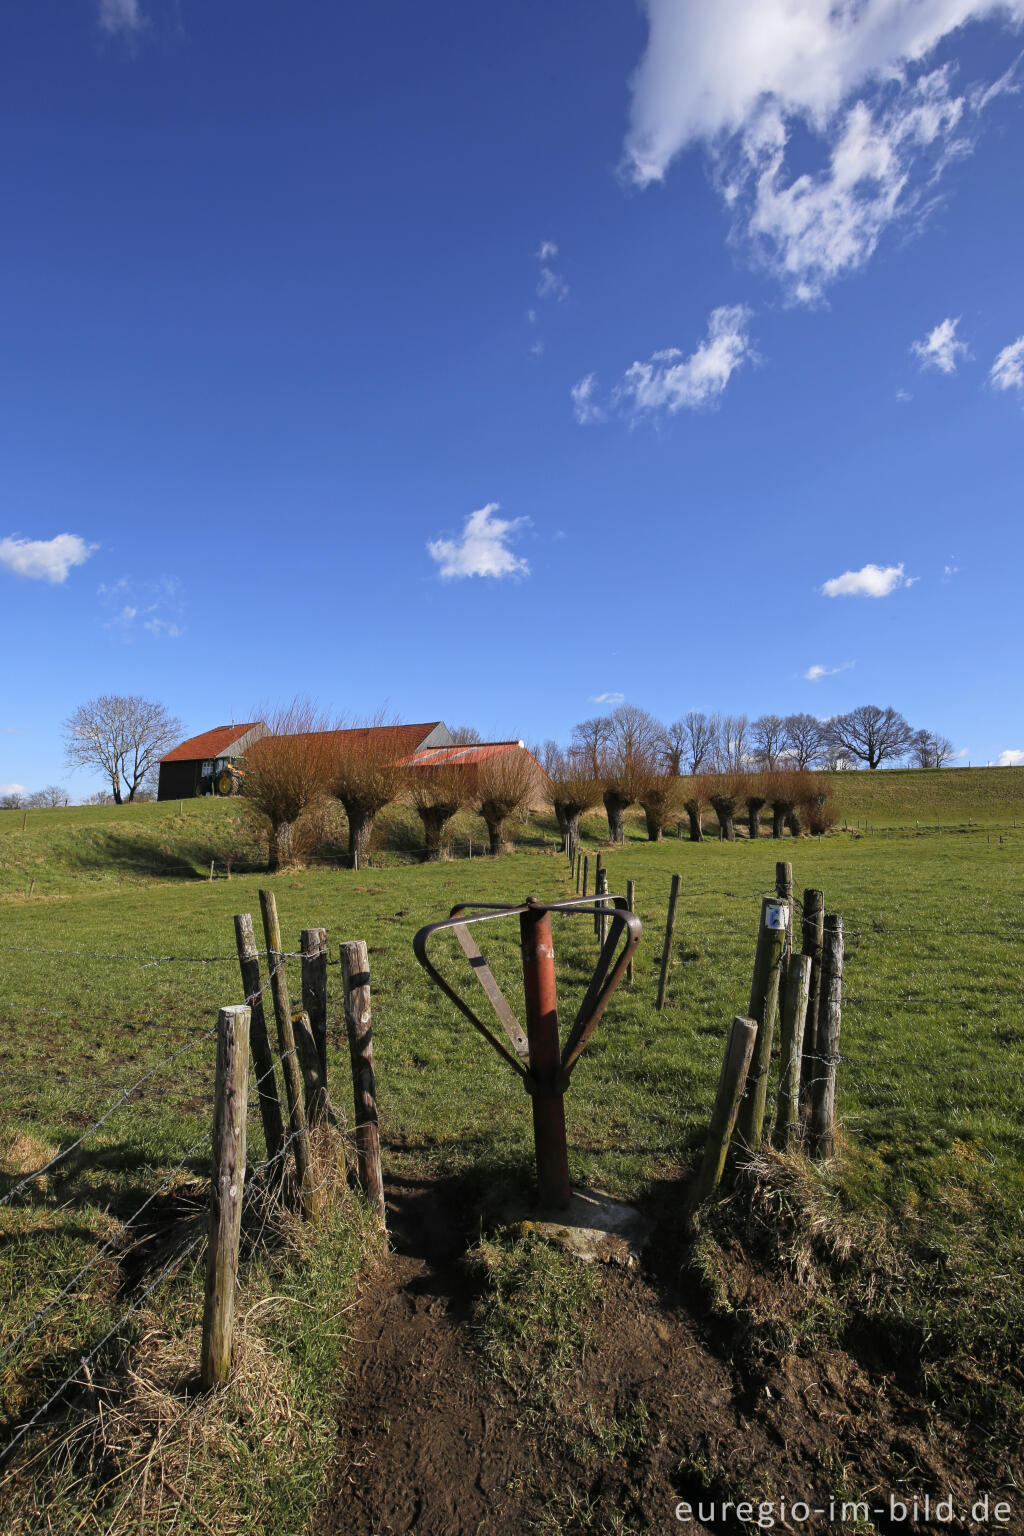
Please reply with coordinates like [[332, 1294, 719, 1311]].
[[241, 705, 541, 868]]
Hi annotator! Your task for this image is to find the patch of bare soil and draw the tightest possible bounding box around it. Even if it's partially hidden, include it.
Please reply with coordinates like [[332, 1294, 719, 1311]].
[[320, 1154, 1015, 1536]]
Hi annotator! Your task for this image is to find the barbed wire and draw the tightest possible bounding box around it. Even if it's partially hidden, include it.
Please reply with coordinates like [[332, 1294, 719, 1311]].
[[0, 1231, 205, 1469]]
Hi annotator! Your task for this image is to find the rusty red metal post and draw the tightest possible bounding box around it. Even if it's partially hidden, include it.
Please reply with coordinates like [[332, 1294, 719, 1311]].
[[519, 900, 570, 1208]]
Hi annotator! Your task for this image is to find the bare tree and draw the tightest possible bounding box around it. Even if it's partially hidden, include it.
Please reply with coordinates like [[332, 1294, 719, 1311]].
[[750, 715, 787, 770], [329, 715, 406, 865], [36, 785, 70, 807], [595, 704, 663, 842], [706, 772, 743, 841], [477, 747, 542, 854], [782, 713, 825, 769], [714, 714, 750, 771], [0, 792, 25, 810], [241, 702, 334, 870], [570, 716, 614, 776], [633, 762, 682, 842], [660, 719, 688, 775], [827, 705, 914, 770], [64, 694, 182, 804], [682, 712, 716, 775], [911, 729, 956, 769], [680, 777, 710, 842], [543, 747, 602, 846], [447, 725, 483, 745], [409, 760, 470, 861]]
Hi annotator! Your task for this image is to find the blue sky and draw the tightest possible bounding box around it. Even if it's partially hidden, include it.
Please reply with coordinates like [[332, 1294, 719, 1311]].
[[1, 0, 1023, 796]]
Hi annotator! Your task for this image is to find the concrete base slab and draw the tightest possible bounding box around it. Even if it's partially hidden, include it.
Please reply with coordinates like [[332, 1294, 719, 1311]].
[[499, 1187, 652, 1268]]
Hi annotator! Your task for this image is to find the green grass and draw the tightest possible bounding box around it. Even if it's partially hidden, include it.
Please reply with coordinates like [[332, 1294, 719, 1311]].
[[0, 794, 1022, 1527]]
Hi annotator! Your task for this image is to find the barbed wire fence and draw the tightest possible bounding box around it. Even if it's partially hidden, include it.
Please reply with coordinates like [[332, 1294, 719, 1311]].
[[0, 901, 382, 1476]]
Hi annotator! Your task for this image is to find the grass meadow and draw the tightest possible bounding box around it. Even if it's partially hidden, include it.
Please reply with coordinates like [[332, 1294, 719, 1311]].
[[0, 772, 1022, 1530]]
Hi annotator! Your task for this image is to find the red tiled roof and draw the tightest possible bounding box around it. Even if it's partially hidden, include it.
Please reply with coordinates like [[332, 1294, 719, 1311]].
[[278, 723, 446, 758], [161, 723, 265, 763]]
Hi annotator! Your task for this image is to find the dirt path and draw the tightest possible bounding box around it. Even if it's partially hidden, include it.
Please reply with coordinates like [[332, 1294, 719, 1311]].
[[318, 1152, 991, 1536]]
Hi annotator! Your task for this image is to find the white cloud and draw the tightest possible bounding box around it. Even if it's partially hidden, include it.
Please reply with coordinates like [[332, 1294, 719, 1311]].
[[623, 1, 1021, 299], [99, 574, 185, 638], [912, 316, 970, 373], [591, 691, 625, 704], [537, 240, 559, 260], [997, 749, 1024, 766], [98, 0, 144, 33], [613, 305, 756, 418], [0, 533, 96, 584], [537, 267, 569, 302], [895, 387, 913, 401], [990, 335, 1024, 391], [805, 660, 855, 681], [570, 373, 605, 425], [821, 561, 914, 598], [0, 783, 27, 796], [427, 503, 529, 580]]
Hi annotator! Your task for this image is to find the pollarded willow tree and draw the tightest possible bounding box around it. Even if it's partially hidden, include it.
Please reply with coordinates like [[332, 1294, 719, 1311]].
[[330, 716, 405, 866], [634, 763, 682, 842], [543, 746, 602, 848], [410, 760, 470, 861], [705, 772, 743, 842], [584, 703, 663, 843], [476, 747, 542, 855], [241, 702, 334, 870]]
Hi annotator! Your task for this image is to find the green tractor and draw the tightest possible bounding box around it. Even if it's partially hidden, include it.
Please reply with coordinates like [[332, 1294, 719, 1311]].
[[201, 758, 244, 797]]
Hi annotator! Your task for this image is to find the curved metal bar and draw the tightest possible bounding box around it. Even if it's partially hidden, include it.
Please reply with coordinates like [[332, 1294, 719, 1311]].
[[561, 901, 642, 1074], [413, 912, 531, 1078]]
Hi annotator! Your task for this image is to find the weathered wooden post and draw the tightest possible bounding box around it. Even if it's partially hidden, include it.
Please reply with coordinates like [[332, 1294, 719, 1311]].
[[575, 851, 582, 894], [809, 915, 844, 1159], [689, 1016, 758, 1209], [734, 896, 788, 1150], [626, 878, 636, 986], [774, 953, 812, 1149], [775, 861, 793, 958], [596, 866, 610, 947], [301, 927, 329, 1083], [582, 855, 589, 898], [593, 853, 604, 936], [201, 1004, 250, 1390], [232, 914, 285, 1174], [258, 891, 315, 1218], [799, 889, 824, 1111], [655, 873, 681, 1012], [339, 940, 386, 1219]]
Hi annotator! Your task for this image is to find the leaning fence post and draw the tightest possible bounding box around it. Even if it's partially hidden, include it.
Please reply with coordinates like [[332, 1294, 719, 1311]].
[[626, 879, 636, 986], [734, 895, 788, 1151], [689, 1015, 758, 1210], [655, 873, 681, 1012], [201, 1004, 250, 1390], [258, 891, 316, 1218], [233, 914, 285, 1176], [301, 927, 329, 1084], [809, 915, 844, 1159], [774, 953, 812, 1149], [339, 941, 385, 1219], [799, 889, 824, 1112]]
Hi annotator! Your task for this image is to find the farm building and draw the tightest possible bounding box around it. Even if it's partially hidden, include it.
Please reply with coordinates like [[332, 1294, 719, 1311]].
[[156, 722, 269, 801], [156, 720, 456, 800]]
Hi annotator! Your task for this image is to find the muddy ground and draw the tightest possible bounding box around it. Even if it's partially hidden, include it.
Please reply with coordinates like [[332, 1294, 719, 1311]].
[[318, 1146, 1015, 1536]]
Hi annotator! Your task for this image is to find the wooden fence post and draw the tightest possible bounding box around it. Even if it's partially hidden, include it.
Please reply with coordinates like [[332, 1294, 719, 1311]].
[[689, 1016, 758, 1209], [596, 867, 610, 946], [301, 927, 329, 1083], [582, 855, 589, 898], [775, 861, 793, 958], [734, 895, 788, 1150], [258, 890, 316, 1218], [809, 915, 844, 1159], [655, 873, 681, 1012], [593, 854, 604, 935], [626, 879, 636, 986], [201, 1004, 250, 1390], [799, 889, 824, 1111], [233, 914, 285, 1175], [339, 941, 385, 1219], [575, 851, 581, 894], [774, 953, 812, 1149]]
